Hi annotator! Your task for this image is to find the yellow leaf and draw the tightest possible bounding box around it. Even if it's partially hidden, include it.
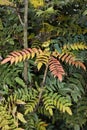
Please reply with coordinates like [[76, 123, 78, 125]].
[[16, 52, 23, 62], [27, 53, 30, 59], [17, 112, 27, 123], [62, 106, 66, 113], [57, 101, 60, 109], [42, 40, 51, 48], [29, 0, 44, 8], [15, 128, 24, 130], [37, 62, 43, 70], [10, 57, 15, 64], [15, 56, 19, 64], [0, 0, 14, 6], [28, 33, 35, 39], [31, 51, 35, 58], [65, 107, 72, 115], [40, 23, 55, 33], [22, 49, 30, 59], [53, 100, 57, 106], [49, 108, 53, 116], [59, 103, 63, 111], [2, 125, 10, 129], [0, 121, 9, 127], [41, 123, 48, 127], [0, 18, 3, 30], [16, 100, 26, 105], [45, 47, 50, 51], [12, 106, 17, 116], [22, 54, 27, 61], [19, 55, 23, 62]]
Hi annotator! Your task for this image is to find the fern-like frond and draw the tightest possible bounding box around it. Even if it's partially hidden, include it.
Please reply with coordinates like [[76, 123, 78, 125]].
[[38, 106, 50, 117], [25, 97, 39, 114], [43, 92, 72, 116], [62, 42, 87, 51], [6, 87, 39, 119], [14, 87, 38, 102], [58, 52, 86, 70], [0, 104, 18, 129], [49, 56, 65, 81], [52, 93, 72, 115], [1, 48, 42, 64], [77, 97, 87, 114], [24, 113, 47, 130], [64, 97, 87, 129], [35, 50, 50, 70], [43, 92, 54, 116], [35, 119, 48, 130], [0, 0, 14, 6]]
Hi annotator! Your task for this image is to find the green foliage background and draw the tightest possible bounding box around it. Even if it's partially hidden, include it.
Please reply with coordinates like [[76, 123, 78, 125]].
[[0, 0, 87, 130]]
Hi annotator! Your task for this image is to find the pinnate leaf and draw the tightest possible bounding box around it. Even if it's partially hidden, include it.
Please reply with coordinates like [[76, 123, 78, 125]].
[[17, 112, 27, 123]]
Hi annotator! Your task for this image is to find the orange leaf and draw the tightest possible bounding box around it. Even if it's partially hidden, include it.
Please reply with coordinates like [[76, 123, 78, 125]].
[[10, 57, 15, 64], [1, 57, 11, 64], [49, 57, 65, 81]]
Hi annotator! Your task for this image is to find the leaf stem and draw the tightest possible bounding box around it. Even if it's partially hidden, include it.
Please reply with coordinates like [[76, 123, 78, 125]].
[[41, 64, 49, 86], [34, 64, 49, 111]]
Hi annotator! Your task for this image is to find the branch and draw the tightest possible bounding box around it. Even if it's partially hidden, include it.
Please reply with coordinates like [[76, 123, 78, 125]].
[[23, 0, 28, 83], [34, 64, 49, 111], [41, 64, 49, 86], [38, 64, 49, 101], [24, 0, 28, 48], [16, 7, 24, 26]]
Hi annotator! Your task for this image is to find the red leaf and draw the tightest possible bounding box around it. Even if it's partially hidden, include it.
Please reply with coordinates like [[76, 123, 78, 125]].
[[49, 57, 65, 81]]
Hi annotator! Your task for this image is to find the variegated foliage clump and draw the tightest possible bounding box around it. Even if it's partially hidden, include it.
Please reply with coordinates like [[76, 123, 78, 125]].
[[1, 42, 87, 81]]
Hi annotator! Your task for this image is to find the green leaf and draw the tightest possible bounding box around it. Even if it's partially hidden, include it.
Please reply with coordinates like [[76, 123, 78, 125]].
[[74, 124, 80, 130], [54, 44, 62, 53], [36, 10, 43, 16], [28, 71, 32, 82], [0, 18, 3, 30], [15, 77, 26, 87], [45, 7, 55, 14], [17, 112, 27, 123], [7, 38, 14, 45], [83, 10, 87, 16]]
